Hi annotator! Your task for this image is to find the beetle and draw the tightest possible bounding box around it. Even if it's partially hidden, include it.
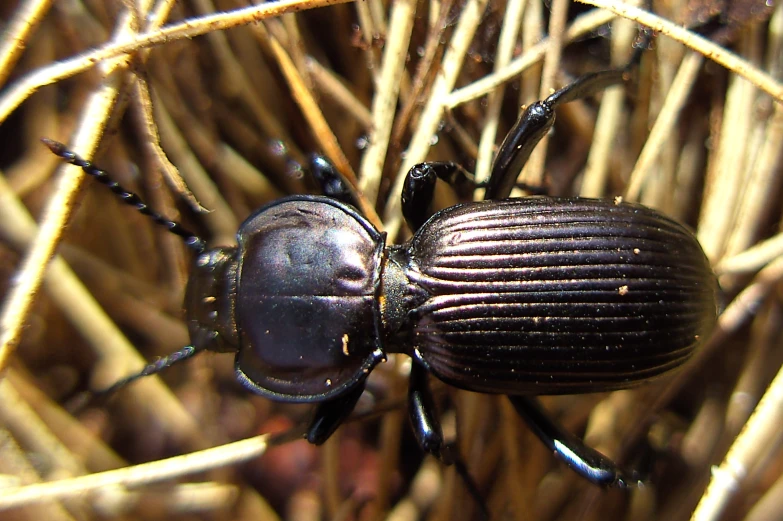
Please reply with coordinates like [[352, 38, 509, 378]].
[[45, 29, 718, 508]]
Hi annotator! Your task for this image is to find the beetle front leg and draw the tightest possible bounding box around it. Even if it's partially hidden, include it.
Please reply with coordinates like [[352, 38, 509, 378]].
[[305, 383, 367, 445], [507, 396, 639, 488], [408, 360, 488, 518], [309, 154, 363, 209]]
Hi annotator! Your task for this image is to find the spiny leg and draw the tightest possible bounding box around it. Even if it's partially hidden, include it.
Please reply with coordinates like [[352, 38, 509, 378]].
[[409, 359, 489, 519], [507, 396, 639, 488], [484, 29, 652, 201]]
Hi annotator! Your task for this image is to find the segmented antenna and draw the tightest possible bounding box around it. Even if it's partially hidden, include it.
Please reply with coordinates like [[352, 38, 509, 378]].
[[42, 138, 207, 254], [64, 345, 206, 412], [96, 345, 204, 397], [44, 138, 214, 407]]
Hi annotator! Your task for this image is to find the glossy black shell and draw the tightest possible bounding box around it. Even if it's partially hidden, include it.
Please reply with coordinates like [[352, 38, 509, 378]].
[[232, 196, 386, 401], [401, 197, 718, 395]]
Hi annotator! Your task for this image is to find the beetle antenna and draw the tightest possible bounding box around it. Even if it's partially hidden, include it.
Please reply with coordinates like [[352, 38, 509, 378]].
[[42, 138, 207, 255], [101, 344, 204, 395], [67, 344, 206, 412]]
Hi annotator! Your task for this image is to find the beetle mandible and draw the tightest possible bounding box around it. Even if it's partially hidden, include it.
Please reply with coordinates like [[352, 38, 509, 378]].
[[45, 27, 718, 502]]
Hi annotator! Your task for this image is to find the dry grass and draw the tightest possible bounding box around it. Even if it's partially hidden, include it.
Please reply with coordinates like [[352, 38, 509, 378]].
[[0, 0, 782, 520]]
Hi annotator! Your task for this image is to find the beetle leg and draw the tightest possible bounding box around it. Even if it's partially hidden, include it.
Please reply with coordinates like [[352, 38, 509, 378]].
[[309, 154, 364, 209], [305, 383, 367, 445], [408, 361, 488, 518], [408, 361, 446, 454], [484, 38, 649, 201], [507, 396, 639, 488], [402, 162, 549, 231], [401, 162, 464, 231]]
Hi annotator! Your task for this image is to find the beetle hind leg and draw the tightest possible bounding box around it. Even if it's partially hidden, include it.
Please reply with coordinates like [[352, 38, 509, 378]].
[[507, 396, 640, 488]]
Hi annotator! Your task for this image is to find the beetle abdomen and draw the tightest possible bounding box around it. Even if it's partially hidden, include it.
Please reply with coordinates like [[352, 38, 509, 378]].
[[406, 198, 718, 395]]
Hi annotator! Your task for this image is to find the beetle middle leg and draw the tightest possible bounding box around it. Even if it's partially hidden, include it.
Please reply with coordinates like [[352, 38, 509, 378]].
[[408, 358, 488, 518], [484, 31, 650, 200], [401, 161, 549, 232], [398, 165, 490, 514], [401, 162, 463, 231]]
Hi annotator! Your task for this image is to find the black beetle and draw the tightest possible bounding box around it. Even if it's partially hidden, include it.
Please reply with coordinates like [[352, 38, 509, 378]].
[[45, 30, 718, 509]]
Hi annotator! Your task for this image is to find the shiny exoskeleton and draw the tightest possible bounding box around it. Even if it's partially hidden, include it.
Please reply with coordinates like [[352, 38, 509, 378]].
[[45, 31, 718, 509], [199, 193, 714, 402]]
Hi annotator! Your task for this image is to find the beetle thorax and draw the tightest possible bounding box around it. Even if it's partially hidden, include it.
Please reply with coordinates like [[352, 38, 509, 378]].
[[230, 197, 387, 401]]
